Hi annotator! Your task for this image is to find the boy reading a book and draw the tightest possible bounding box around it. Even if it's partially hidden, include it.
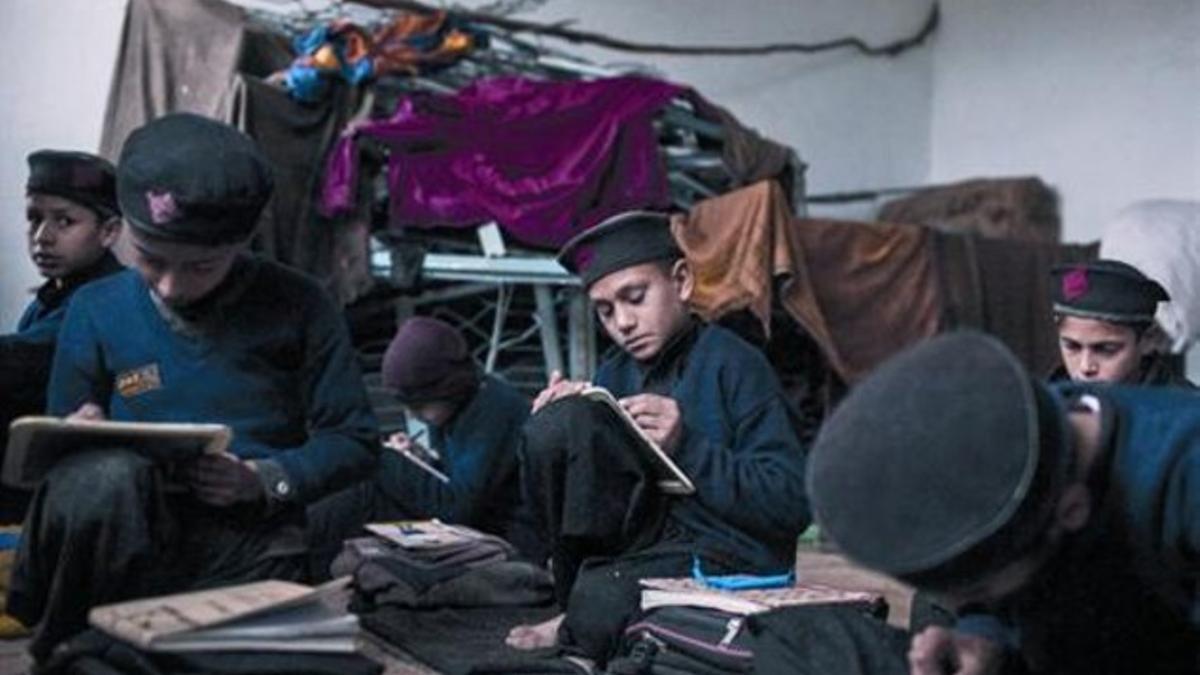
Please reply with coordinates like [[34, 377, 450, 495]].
[[307, 316, 540, 576], [1, 152, 123, 493], [808, 332, 1199, 675], [7, 114, 379, 660], [509, 210, 811, 664]]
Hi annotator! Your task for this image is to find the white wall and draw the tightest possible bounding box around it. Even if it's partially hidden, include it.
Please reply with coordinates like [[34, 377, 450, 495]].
[[0, 0, 127, 329], [929, 0, 1200, 243], [927, 0, 1200, 378]]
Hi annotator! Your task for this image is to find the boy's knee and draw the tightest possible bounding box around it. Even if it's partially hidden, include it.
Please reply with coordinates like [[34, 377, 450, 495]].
[[43, 449, 153, 510], [523, 397, 606, 454]]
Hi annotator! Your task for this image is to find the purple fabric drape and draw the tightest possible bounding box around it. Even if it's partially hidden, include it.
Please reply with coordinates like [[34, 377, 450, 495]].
[[320, 75, 684, 248]]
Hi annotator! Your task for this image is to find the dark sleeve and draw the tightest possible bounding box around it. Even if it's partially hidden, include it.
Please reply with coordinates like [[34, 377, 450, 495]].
[[376, 396, 526, 526], [2, 301, 68, 414], [254, 293, 379, 505], [46, 299, 112, 416], [675, 355, 812, 541], [0, 333, 55, 415], [1162, 443, 1200, 628]]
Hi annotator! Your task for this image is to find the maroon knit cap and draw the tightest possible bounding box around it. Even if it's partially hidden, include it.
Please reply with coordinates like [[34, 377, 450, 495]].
[[382, 317, 479, 403]]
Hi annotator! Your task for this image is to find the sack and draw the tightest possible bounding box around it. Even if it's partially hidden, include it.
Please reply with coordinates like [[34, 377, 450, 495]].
[[610, 605, 755, 674]]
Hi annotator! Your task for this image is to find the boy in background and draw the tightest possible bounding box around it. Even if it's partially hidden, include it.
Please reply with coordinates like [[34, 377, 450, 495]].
[[1, 150, 123, 520], [1048, 259, 1192, 386], [308, 316, 539, 576]]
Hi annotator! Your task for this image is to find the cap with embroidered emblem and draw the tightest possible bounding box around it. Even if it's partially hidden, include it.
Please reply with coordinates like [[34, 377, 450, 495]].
[[807, 331, 1071, 588], [1050, 259, 1169, 324], [556, 210, 681, 288], [117, 113, 274, 245]]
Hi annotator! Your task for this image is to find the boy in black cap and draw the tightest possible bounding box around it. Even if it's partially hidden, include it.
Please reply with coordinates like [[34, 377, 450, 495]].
[[7, 114, 379, 659], [1049, 259, 1192, 386], [508, 210, 810, 663], [808, 331, 1199, 675], [307, 316, 539, 577], [2, 152, 123, 441]]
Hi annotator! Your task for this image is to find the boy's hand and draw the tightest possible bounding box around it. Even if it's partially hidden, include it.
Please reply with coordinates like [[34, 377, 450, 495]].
[[385, 431, 433, 460], [909, 627, 1003, 675], [67, 402, 106, 421], [620, 394, 683, 454], [385, 431, 414, 453], [531, 370, 589, 414], [183, 452, 264, 507]]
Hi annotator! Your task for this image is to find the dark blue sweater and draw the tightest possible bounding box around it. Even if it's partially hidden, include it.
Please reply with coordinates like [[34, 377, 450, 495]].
[[48, 256, 379, 505], [595, 322, 810, 573], [960, 383, 1200, 673], [2, 253, 123, 414], [376, 374, 529, 540]]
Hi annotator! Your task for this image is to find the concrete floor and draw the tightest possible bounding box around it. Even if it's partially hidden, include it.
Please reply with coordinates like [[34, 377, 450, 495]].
[[0, 548, 911, 674]]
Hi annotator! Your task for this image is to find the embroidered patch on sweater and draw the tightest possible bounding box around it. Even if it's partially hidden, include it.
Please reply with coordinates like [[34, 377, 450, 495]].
[[115, 363, 162, 398]]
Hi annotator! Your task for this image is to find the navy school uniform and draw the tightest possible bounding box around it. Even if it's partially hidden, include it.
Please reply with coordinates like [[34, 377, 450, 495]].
[[0, 252, 123, 422], [0, 252, 124, 522], [306, 374, 539, 578], [958, 383, 1200, 674], [592, 320, 811, 571], [521, 320, 810, 663], [376, 374, 533, 546], [8, 255, 379, 657]]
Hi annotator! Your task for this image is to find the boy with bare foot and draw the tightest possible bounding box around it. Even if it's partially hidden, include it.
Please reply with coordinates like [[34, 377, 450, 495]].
[[509, 211, 810, 664]]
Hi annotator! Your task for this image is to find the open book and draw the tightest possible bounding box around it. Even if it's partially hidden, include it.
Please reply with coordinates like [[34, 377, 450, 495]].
[[639, 576, 882, 615], [576, 386, 695, 495], [3, 416, 231, 489], [88, 577, 358, 653]]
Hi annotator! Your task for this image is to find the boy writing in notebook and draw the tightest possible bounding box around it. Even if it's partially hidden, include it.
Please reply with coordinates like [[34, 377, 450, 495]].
[[510, 210, 811, 664], [7, 114, 378, 660], [307, 316, 539, 576]]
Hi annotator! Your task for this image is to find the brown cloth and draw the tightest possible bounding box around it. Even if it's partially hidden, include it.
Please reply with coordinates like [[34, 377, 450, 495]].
[[228, 75, 374, 304], [673, 183, 941, 382], [99, 0, 248, 160], [688, 97, 803, 201], [671, 180, 800, 336], [675, 182, 1096, 383], [785, 219, 943, 383], [938, 234, 1098, 378], [879, 177, 1061, 244]]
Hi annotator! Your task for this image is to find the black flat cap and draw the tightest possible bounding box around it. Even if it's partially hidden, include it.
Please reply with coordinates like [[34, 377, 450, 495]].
[[557, 210, 682, 287], [117, 113, 273, 245], [808, 331, 1068, 585], [27, 150, 119, 219], [1051, 259, 1168, 324]]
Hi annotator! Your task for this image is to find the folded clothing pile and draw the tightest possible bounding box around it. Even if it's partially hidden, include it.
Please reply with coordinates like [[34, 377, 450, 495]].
[[333, 522, 553, 610]]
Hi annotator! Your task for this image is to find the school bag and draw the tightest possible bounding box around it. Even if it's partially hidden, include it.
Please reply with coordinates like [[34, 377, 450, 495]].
[[608, 605, 755, 674]]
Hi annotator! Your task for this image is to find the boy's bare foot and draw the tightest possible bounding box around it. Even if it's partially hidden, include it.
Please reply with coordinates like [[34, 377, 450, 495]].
[[506, 612, 565, 650]]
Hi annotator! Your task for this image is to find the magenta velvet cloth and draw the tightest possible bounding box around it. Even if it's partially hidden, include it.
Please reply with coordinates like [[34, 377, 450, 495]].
[[320, 75, 684, 248]]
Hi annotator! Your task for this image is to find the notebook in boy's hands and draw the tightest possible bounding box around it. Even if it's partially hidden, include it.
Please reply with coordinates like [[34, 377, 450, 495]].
[[88, 577, 359, 653], [2, 415, 232, 489], [576, 385, 695, 495]]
